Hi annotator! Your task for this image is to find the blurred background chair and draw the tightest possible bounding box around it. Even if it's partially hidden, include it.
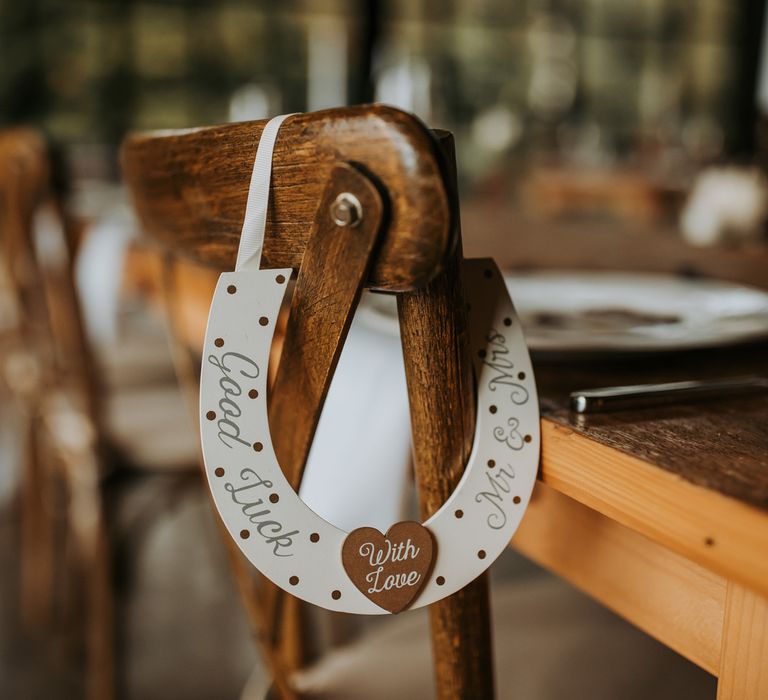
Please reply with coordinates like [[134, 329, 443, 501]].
[[0, 128, 113, 699], [0, 128, 251, 700]]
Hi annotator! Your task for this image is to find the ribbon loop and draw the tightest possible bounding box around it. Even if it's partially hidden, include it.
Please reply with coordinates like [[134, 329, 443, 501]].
[[235, 113, 298, 272]]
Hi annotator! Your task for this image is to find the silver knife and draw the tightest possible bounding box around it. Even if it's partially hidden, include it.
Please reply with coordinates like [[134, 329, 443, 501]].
[[570, 376, 768, 414]]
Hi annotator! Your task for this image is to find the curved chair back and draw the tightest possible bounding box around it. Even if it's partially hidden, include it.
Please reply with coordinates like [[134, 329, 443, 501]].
[[121, 105, 493, 700]]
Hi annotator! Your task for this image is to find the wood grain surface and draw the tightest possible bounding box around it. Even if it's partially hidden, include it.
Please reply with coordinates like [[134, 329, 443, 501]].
[[268, 163, 385, 491], [398, 132, 494, 700], [539, 419, 768, 599], [120, 104, 452, 292], [342, 522, 435, 614], [535, 343, 768, 511], [265, 163, 384, 668], [717, 582, 768, 699]]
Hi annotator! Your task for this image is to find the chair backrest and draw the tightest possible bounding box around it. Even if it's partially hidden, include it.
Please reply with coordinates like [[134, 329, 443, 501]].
[[121, 104, 493, 700], [0, 128, 100, 425], [121, 105, 453, 291], [0, 129, 116, 700], [0, 130, 52, 387]]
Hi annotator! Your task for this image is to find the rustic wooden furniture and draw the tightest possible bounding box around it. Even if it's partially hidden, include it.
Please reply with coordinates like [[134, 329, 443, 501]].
[[0, 128, 203, 700], [514, 343, 768, 700], [461, 197, 768, 698], [122, 105, 768, 698], [0, 129, 114, 700], [127, 247, 768, 699], [121, 105, 492, 699]]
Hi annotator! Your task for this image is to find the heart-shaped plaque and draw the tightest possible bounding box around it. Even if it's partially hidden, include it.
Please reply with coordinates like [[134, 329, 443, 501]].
[[342, 521, 435, 613]]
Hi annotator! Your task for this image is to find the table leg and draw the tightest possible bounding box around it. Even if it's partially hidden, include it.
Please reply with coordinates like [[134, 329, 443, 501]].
[[717, 581, 768, 699]]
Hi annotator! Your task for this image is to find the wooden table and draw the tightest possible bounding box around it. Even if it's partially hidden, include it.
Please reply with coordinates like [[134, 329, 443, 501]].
[[513, 342, 768, 699], [124, 246, 768, 698], [457, 201, 768, 697]]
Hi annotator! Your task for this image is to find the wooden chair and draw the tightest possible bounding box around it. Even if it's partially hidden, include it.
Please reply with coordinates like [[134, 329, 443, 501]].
[[122, 106, 724, 700], [0, 128, 114, 699], [0, 128, 202, 700], [122, 105, 492, 698]]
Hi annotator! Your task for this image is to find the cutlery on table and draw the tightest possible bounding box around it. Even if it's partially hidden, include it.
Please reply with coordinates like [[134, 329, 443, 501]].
[[570, 376, 768, 414]]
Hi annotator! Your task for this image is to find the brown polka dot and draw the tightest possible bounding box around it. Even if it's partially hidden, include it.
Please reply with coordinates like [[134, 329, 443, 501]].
[[227, 284, 237, 294], [705, 537, 715, 547], [269, 493, 279, 504], [253, 442, 263, 452], [310, 533, 320, 543], [524, 434, 532, 443], [331, 590, 341, 600], [503, 317, 512, 326], [289, 575, 299, 586], [206, 410, 216, 421], [214, 337, 224, 348], [484, 269, 493, 278], [240, 530, 250, 539], [489, 405, 497, 414], [518, 372, 526, 380], [436, 576, 445, 586], [214, 467, 225, 478], [513, 496, 521, 505], [248, 389, 259, 399], [259, 316, 269, 326], [487, 459, 496, 468], [276, 274, 286, 284], [478, 349, 486, 359], [478, 549, 486, 560], [455, 509, 464, 519]]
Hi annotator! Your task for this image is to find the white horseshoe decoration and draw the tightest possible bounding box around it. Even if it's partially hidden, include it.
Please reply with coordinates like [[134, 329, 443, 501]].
[[199, 259, 539, 614], [198, 115, 540, 614]]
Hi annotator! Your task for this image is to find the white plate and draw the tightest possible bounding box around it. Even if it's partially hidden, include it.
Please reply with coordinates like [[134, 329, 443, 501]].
[[503, 272, 768, 353]]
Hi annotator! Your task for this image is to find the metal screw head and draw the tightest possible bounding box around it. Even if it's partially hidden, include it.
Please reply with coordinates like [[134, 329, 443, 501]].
[[330, 192, 363, 227]]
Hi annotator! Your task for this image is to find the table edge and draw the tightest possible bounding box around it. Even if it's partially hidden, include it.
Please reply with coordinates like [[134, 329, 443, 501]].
[[539, 418, 768, 598]]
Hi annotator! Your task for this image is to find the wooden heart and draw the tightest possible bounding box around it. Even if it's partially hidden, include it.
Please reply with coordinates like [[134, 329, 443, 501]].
[[342, 521, 435, 613]]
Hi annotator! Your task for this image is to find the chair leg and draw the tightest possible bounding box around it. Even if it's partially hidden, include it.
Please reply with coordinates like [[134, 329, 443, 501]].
[[216, 519, 299, 700], [19, 410, 55, 632], [278, 595, 307, 674], [85, 517, 115, 700], [56, 433, 115, 700], [398, 133, 495, 697]]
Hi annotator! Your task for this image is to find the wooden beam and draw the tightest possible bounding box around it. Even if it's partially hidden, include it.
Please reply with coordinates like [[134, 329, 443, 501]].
[[717, 582, 768, 699], [540, 419, 768, 599], [266, 163, 384, 668], [268, 163, 385, 491], [513, 482, 726, 674]]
